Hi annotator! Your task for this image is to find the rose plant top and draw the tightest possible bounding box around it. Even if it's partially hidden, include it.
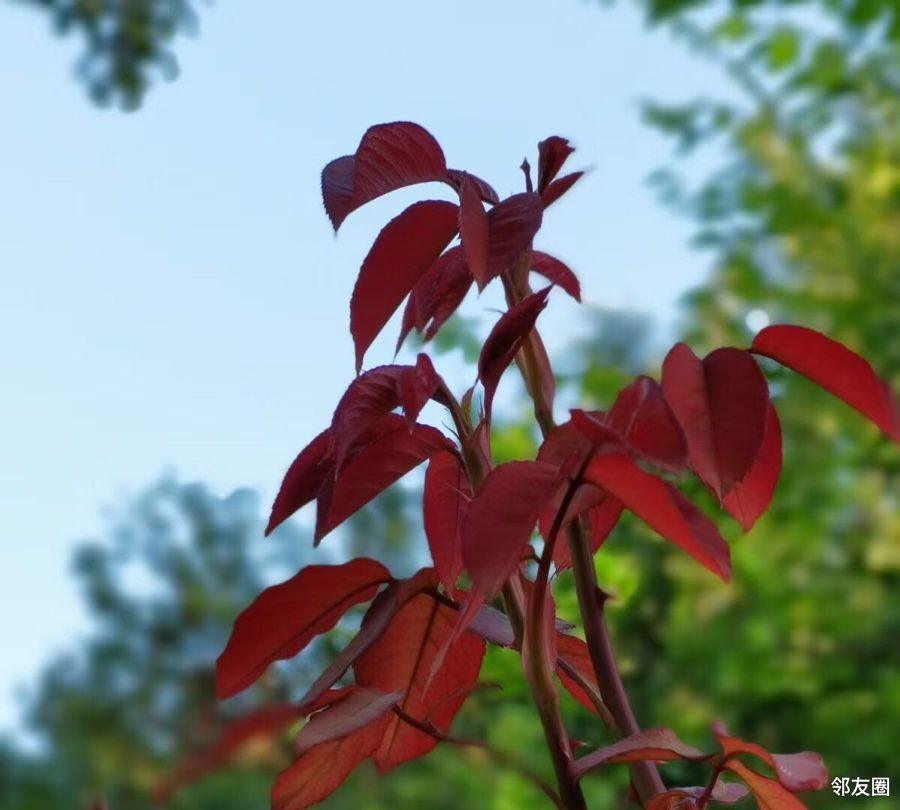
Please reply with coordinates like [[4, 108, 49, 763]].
[[163, 122, 899, 810]]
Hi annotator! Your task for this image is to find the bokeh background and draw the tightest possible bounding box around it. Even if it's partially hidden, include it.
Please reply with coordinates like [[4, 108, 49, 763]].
[[1, 1, 898, 808]]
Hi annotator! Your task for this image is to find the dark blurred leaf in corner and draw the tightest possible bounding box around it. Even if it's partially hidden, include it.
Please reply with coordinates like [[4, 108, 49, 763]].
[[17, 0, 205, 109]]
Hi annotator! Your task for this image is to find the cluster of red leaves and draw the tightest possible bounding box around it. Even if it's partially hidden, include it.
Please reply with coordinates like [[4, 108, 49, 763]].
[[165, 123, 899, 810]]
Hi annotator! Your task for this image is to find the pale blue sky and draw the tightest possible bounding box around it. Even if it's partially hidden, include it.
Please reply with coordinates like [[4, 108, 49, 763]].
[[0, 0, 728, 731]]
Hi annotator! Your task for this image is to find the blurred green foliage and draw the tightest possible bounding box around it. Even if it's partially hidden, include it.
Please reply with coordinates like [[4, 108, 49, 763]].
[[14, 0, 201, 108]]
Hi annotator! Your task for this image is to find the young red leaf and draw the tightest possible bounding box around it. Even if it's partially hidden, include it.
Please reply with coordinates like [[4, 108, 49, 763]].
[[331, 366, 406, 469], [423, 450, 471, 591], [724, 760, 807, 810], [723, 404, 782, 531], [751, 324, 900, 440], [323, 122, 450, 230], [531, 251, 581, 301], [461, 460, 560, 598], [447, 169, 500, 204], [398, 354, 441, 427], [273, 712, 391, 810], [662, 344, 769, 500], [573, 727, 709, 780], [266, 428, 333, 536], [542, 171, 584, 208], [570, 408, 626, 449], [537, 136, 575, 193], [354, 593, 485, 772], [606, 376, 688, 474], [351, 200, 459, 372], [478, 287, 551, 420], [296, 570, 438, 709], [293, 687, 402, 755], [713, 724, 828, 794], [216, 558, 391, 699], [458, 173, 489, 287], [584, 452, 731, 580], [647, 782, 748, 809], [320, 155, 355, 232], [483, 192, 544, 287], [396, 246, 474, 351], [555, 633, 601, 713], [315, 417, 454, 543]]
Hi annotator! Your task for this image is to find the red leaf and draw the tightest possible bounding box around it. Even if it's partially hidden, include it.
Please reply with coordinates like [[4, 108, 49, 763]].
[[296, 570, 438, 709], [293, 687, 402, 755], [713, 724, 828, 794], [542, 171, 584, 208], [662, 344, 769, 500], [396, 246, 473, 351], [537, 136, 575, 193], [273, 713, 390, 810], [723, 404, 782, 531], [447, 169, 499, 204], [458, 173, 489, 287], [159, 704, 303, 800], [751, 324, 900, 440], [606, 376, 688, 474], [570, 409, 626, 449], [724, 760, 807, 810], [461, 461, 560, 597], [478, 287, 551, 419], [556, 633, 601, 713], [483, 192, 544, 288], [556, 498, 624, 570], [331, 367, 405, 469], [321, 155, 355, 231], [351, 200, 459, 372], [355, 593, 485, 772], [584, 453, 731, 580], [573, 727, 709, 780], [531, 251, 581, 301], [216, 558, 391, 699], [423, 450, 471, 591], [398, 354, 441, 427], [648, 782, 748, 809], [323, 122, 450, 231], [266, 428, 333, 536], [315, 416, 454, 543]]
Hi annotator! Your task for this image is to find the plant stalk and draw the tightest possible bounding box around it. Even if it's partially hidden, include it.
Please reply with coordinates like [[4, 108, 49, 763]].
[[502, 266, 665, 805]]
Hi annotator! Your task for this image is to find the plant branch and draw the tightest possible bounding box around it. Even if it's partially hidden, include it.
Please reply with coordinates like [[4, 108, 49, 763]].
[[392, 706, 567, 810], [566, 520, 666, 806], [501, 271, 666, 804]]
